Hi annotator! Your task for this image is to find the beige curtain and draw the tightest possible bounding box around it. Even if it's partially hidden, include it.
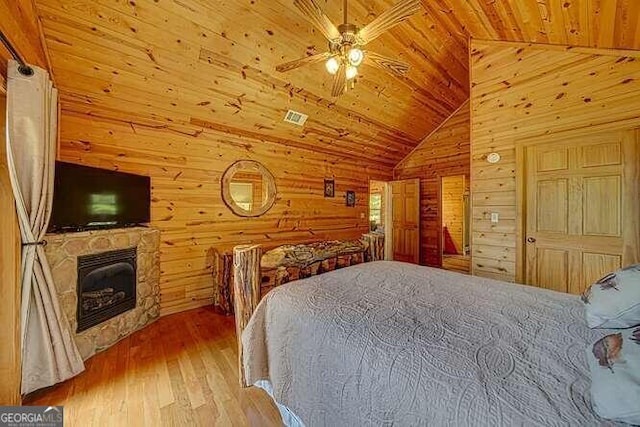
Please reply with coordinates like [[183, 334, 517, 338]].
[[5, 60, 84, 394]]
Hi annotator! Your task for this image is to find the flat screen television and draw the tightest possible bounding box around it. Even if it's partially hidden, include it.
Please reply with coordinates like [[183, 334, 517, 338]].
[[49, 162, 151, 232]]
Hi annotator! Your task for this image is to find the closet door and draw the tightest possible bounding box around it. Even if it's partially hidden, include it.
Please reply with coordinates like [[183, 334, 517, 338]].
[[391, 179, 420, 264], [524, 129, 640, 294]]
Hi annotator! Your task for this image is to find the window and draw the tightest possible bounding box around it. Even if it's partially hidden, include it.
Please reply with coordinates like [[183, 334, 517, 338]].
[[370, 193, 382, 231]]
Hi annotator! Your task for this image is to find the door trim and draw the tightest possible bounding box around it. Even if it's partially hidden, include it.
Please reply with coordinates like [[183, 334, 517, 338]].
[[515, 144, 526, 284], [384, 182, 393, 260]]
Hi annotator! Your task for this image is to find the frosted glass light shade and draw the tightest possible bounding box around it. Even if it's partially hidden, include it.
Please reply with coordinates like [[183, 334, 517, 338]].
[[346, 65, 358, 80], [325, 57, 340, 75], [348, 48, 364, 66]]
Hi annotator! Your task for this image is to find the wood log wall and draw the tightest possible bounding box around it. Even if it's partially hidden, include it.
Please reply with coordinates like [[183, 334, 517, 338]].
[[59, 107, 392, 316], [470, 39, 640, 282], [393, 101, 470, 267]]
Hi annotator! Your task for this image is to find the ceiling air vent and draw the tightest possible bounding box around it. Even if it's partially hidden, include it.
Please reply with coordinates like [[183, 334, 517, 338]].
[[283, 110, 308, 126]]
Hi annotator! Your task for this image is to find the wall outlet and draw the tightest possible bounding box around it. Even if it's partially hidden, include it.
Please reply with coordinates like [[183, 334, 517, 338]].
[[360, 212, 365, 219], [491, 212, 499, 223]]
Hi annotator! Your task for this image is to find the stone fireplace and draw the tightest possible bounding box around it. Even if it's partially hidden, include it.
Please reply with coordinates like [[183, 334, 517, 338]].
[[45, 227, 160, 360]]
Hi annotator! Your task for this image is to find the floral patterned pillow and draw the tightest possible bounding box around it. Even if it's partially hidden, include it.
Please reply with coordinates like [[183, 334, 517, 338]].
[[586, 327, 640, 424], [582, 264, 640, 328]]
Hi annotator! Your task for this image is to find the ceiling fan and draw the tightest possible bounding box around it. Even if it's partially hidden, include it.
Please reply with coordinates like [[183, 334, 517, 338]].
[[276, 0, 422, 97]]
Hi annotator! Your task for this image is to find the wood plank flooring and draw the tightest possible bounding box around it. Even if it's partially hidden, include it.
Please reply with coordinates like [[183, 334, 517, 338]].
[[25, 307, 283, 427]]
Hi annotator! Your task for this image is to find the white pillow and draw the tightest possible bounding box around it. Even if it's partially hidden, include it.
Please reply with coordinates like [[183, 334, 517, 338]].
[[586, 327, 640, 424], [582, 264, 640, 328]]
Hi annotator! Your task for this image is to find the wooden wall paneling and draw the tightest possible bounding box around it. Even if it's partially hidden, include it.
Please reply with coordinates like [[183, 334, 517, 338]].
[[58, 105, 392, 316], [0, 95, 20, 404], [434, 0, 640, 50], [394, 100, 470, 267], [470, 39, 640, 283], [0, 0, 48, 74]]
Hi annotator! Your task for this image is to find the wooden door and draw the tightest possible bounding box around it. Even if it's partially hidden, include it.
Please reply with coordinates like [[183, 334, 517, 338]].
[[391, 179, 420, 263], [524, 130, 640, 295]]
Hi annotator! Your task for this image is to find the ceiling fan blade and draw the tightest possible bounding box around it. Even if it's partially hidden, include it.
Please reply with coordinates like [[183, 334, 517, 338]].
[[294, 0, 341, 41], [364, 51, 410, 77], [276, 52, 331, 73], [331, 64, 347, 97], [358, 0, 422, 45]]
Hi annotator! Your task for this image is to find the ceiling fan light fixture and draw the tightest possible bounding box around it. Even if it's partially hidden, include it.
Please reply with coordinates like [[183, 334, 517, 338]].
[[279, 0, 420, 96], [346, 65, 358, 80], [348, 48, 364, 66], [325, 56, 340, 75]]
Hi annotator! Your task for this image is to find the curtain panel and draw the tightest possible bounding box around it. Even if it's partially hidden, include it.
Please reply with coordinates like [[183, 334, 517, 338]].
[[5, 60, 84, 394]]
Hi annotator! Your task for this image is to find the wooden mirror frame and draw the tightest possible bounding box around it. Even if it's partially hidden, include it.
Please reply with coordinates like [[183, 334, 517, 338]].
[[221, 160, 277, 217]]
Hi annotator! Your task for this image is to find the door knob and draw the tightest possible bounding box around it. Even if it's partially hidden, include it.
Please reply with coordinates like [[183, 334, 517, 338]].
[[527, 237, 536, 243]]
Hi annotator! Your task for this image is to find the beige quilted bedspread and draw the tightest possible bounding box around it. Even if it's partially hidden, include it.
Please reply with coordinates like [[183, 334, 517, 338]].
[[242, 261, 615, 426]]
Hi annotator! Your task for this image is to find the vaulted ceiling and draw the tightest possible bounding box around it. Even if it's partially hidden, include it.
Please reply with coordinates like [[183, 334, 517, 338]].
[[31, 0, 640, 166]]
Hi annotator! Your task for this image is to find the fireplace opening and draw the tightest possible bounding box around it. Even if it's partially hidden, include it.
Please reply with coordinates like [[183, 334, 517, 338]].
[[77, 247, 137, 332]]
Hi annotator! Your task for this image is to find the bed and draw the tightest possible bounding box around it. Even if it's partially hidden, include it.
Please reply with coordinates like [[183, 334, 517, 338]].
[[233, 248, 615, 426]]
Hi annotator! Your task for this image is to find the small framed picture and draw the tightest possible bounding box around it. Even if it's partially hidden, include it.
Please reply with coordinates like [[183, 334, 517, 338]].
[[346, 190, 356, 207], [324, 179, 335, 198]]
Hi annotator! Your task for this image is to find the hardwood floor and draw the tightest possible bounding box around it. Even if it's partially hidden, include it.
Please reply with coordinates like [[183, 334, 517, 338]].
[[25, 307, 283, 426]]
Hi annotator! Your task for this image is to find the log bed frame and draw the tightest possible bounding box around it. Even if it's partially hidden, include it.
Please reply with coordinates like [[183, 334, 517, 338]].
[[232, 235, 384, 387]]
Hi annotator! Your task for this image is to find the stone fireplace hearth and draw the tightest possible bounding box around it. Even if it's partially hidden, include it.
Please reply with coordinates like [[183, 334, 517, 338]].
[[45, 227, 160, 360]]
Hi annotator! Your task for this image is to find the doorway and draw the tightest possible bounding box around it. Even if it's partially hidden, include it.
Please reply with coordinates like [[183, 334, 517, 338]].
[[370, 178, 423, 265], [518, 129, 640, 295], [369, 180, 386, 233], [440, 175, 471, 273], [368, 180, 392, 260]]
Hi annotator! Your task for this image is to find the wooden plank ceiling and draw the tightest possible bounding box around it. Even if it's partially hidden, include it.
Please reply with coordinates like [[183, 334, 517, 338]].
[[32, 0, 468, 168], [32, 0, 640, 165]]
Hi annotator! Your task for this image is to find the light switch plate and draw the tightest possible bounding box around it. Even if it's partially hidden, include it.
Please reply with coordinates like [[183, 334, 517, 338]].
[[491, 212, 499, 223]]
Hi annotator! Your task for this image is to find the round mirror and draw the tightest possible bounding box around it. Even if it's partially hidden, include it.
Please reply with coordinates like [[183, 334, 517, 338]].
[[221, 160, 277, 217]]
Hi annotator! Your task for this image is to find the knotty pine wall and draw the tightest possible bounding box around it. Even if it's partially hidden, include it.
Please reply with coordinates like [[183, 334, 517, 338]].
[[0, 1, 49, 76], [394, 101, 470, 267], [470, 39, 640, 282], [59, 107, 392, 316]]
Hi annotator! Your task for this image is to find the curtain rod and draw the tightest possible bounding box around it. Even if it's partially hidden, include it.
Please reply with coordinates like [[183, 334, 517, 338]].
[[0, 30, 34, 76]]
